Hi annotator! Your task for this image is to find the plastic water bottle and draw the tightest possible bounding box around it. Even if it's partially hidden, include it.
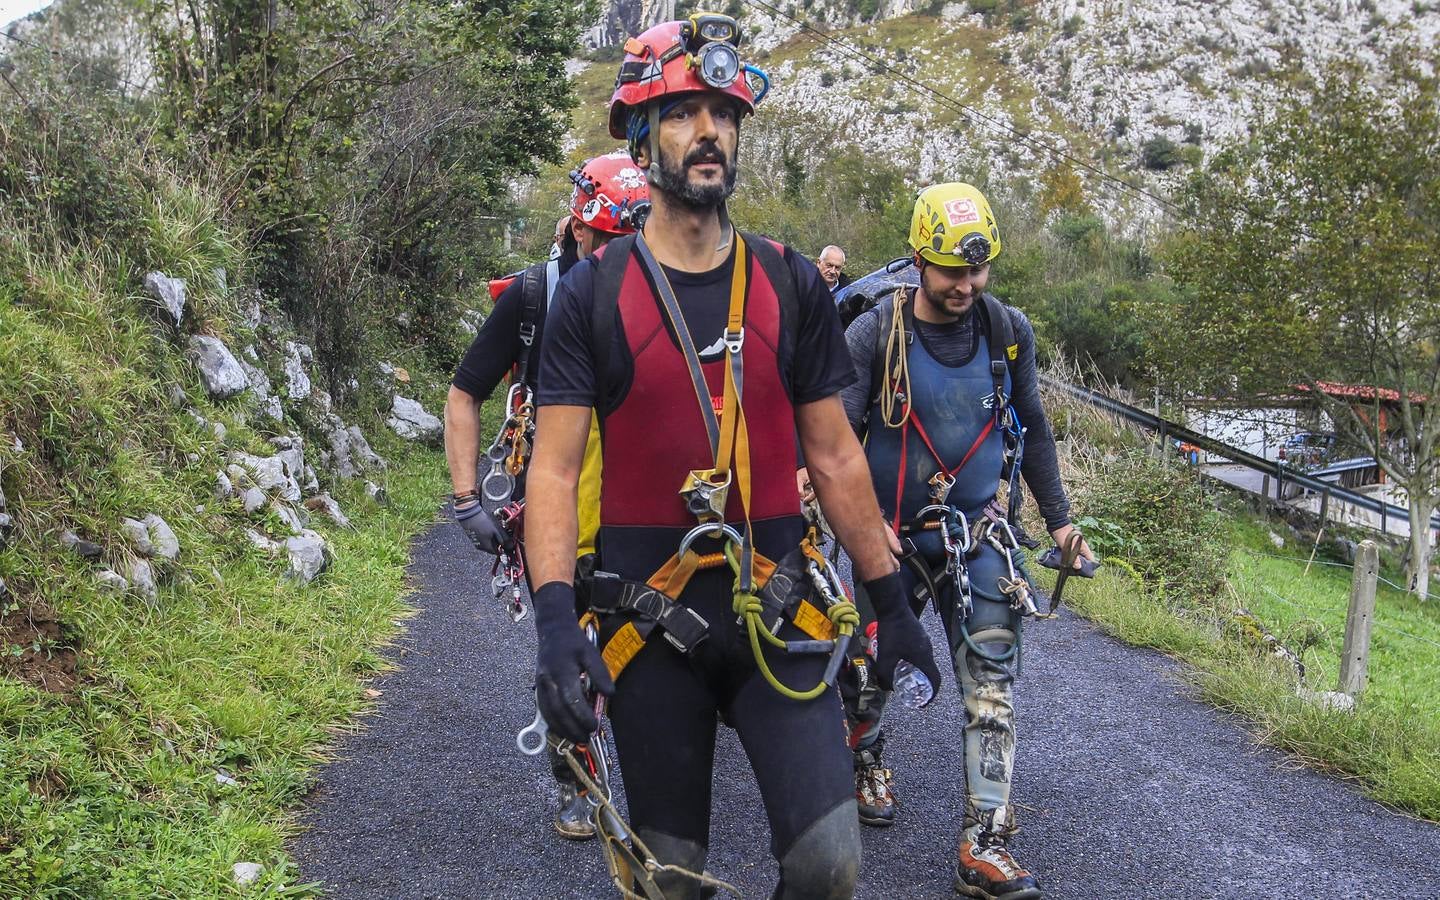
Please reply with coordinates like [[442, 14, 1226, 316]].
[[892, 661, 935, 709]]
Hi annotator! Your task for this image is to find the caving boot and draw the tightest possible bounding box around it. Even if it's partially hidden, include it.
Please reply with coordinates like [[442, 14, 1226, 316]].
[[553, 783, 596, 841], [954, 807, 1039, 900], [853, 732, 896, 827]]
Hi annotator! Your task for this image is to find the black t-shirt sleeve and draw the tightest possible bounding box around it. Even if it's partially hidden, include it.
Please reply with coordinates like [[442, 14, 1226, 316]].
[[535, 259, 600, 408], [785, 248, 858, 405], [452, 279, 524, 400]]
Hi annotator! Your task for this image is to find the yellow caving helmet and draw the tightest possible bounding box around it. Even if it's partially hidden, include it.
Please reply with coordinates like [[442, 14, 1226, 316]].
[[908, 182, 1001, 267]]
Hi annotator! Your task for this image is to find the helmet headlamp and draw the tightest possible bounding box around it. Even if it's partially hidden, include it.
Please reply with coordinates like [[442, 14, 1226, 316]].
[[682, 13, 740, 50], [694, 41, 741, 89], [957, 233, 992, 267]]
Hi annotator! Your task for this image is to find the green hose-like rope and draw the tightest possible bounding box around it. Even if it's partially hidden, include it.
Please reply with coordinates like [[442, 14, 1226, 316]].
[[725, 544, 858, 701]]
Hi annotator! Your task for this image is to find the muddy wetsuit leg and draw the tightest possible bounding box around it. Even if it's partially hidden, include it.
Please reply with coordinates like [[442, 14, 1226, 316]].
[[934, 542, 1020, 821], [606, 568, 858, 900]]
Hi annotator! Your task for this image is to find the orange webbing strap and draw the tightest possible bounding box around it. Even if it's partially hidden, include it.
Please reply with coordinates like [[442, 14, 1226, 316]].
[[713, 238, 748, 488]]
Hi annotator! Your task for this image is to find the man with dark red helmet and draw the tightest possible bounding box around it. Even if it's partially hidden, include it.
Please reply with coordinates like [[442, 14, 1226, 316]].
[[524, 13, 939, 898], [443, 150, 648, 841]]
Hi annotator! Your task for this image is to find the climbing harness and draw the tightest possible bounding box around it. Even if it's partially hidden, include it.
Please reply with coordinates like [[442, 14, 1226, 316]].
[[584, 232, 857, 700], [518, 622, 742, 899]]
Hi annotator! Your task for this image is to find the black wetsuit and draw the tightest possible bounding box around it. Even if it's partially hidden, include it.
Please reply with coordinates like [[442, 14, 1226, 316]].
[[537, 237, 863, 895]]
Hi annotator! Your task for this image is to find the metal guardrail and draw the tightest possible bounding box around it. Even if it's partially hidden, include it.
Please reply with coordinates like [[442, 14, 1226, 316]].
[[1039, 374, 1440, 534]]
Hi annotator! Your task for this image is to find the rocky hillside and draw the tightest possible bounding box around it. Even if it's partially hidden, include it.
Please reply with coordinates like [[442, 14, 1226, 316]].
[[581, 0, 1440, 227]]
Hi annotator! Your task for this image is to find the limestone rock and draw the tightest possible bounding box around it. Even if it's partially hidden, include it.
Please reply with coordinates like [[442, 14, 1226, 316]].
[[142, 514, 180, 562], [188, 336, 249, 400], [229, 452, 302, 502], [120, 518, 155, 556], [364, 481, 389, 506], [387, 395, 442, 444], [232, 862, 263, 886], [323, 415, 386, 478], [285, 530, 331, 583], [143, 272, 186, 328], [1298, 688, 1357, 713], [60, 530, 103, 561], [303, 493, 352, 529], [0, 512, 14, 548], [215, 471, 234, 500], [261, 396, 284, 422], [241, 292, 263, 329], [245, 529, 281, 556], [1333, 536, 1358, 565], [95, 569, 128, 594], [241, 487, 266, 514], [272, 500, 308, 536], [127, 558, 158, 604], [284, 341, 313, 401]]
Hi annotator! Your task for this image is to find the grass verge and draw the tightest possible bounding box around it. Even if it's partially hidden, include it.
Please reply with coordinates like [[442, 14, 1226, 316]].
[[1, 448, 445, 898], [1044, 517, 1440, 821]]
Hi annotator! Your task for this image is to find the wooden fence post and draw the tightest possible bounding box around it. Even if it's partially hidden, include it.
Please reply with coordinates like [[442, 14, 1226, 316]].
[[1338, 540, 1380, 700]]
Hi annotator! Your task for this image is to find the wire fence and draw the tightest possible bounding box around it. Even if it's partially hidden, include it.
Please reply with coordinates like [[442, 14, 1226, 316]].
[[1245, 554, 1440, 654]]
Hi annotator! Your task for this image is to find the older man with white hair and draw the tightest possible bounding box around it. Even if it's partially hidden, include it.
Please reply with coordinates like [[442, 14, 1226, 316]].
[[818, 244, 851, 294]]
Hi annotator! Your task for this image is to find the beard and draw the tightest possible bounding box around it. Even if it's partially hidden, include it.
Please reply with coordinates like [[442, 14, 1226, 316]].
[[647, 139, 739, 210]]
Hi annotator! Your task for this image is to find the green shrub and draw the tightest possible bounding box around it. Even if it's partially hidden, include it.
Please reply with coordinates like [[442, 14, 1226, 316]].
[[1075, 448, 1230, 600], [1141, 135, 1183, 170]]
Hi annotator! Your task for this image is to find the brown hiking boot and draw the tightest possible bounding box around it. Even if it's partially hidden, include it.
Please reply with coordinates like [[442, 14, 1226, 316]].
[[954, 808, 1039, 899], [853, 735, 896, 827], [553, 783, 596, 841]]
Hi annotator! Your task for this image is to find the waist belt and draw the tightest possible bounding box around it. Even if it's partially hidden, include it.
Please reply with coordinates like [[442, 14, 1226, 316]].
[[586, 539, 841, 683]]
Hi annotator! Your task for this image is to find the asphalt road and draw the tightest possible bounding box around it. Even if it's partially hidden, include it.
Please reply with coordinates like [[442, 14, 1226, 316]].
[[290, 516, 1440, 899]]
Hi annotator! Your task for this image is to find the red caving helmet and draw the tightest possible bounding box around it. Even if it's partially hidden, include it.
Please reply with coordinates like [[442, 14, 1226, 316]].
[[606, 14, 767, 144], [568, 150, 652, 235]]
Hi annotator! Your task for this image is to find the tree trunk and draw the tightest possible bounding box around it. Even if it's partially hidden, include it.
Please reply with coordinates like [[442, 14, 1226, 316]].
[[1407, 493, 1434, 602]]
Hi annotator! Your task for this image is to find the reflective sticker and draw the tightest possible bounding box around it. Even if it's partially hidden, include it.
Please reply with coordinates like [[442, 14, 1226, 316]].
[[1006, 343, 1018, 360], [945, 197, 981, 226]]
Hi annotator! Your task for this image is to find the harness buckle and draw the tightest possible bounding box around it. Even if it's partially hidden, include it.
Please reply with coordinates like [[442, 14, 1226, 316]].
[[518, 322, 536, 347], [724, 327, 744, 355]]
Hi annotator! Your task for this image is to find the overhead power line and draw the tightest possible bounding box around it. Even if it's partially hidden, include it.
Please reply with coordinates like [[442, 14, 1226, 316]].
[[737, 0, 1186, 217]]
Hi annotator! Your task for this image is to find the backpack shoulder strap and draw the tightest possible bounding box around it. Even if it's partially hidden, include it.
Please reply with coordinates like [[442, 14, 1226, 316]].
[[512, 261, 548, 386], [739, 232, 799, 340], [976, 293, 1018, 422], [589, 234, 637, 413]]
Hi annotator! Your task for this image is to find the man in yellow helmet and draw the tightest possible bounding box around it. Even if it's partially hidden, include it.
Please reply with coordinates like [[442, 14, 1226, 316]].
[[840, 183, 1094, 899]]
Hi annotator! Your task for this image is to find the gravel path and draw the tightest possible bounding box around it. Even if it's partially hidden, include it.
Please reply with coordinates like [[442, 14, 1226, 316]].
[[290, 517, 1440, 898]]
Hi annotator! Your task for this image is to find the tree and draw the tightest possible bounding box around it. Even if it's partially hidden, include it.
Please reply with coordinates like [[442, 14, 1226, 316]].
[[139, 0, 585, 385], [1150, 54, 1440, 599]]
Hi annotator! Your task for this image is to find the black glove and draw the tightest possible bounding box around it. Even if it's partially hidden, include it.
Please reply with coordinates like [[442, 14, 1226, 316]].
[[452, 498, 515, 556], [865, 571, 942, 698], [533, 581, 615, 744]]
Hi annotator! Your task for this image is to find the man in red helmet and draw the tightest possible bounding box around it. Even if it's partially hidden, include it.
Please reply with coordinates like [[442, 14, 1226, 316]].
[[444, 150, 648, 842], [524, 14, 939, 898]]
